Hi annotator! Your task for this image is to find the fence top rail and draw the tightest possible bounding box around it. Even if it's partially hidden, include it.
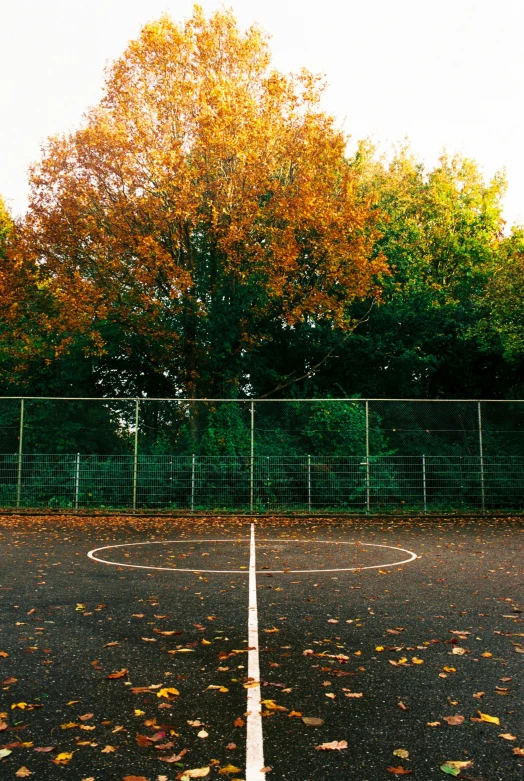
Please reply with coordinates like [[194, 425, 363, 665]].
[[1, 397, 523, 403]]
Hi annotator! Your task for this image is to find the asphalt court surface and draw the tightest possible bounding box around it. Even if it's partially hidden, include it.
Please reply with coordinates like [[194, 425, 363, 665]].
[[0, 514, 522, 780]]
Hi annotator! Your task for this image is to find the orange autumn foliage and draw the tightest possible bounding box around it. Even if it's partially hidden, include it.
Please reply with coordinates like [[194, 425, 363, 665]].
[[7, 7, 386, 394]]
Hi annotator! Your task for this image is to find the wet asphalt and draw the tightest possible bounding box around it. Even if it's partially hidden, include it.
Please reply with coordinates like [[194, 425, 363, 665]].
[[0, 514, 522, 781]]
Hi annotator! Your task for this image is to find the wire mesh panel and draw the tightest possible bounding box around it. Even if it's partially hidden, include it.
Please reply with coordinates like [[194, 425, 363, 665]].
[[1, 396, 524, 512]]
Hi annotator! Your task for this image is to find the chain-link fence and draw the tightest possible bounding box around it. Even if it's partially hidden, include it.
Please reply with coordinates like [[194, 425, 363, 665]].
[[1, 397, 524, 513]]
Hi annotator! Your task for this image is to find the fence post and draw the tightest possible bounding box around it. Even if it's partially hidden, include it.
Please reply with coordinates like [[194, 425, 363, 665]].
[[16, 399, 24, 508], [75, 452, 80, 511], [478, 401, 486, 513], [422, 454, 427, 514], [191, 453, 196, 512], [250, 401, 255, 512], [132, 399, 139, 511], [365, 400, 370, 512], [308, 454, 312, 512]]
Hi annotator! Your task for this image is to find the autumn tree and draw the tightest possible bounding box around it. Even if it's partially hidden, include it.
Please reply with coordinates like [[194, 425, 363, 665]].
[[272, 144, 516, 399], [10, 7, 385, 399]]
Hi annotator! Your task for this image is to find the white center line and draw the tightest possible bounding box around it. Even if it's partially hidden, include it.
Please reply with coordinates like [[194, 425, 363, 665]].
[[246, 522, 266, 781]]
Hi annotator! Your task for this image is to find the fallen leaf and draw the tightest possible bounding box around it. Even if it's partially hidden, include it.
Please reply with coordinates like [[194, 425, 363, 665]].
[[218, 765, 242, 775], [473, 692, 485, 699], [101, 745, 116, 753], [15, 768, 32, 777], [386, 767, 412, 775], [159, 748, 188, 763], [0, 748, 12, 758], [440, 760, 473, 776], [52, 752, 74, 765], [302, 717, 324, 727], [443, 667, 456, 673], [106, 669, 127, 680], [141, 638, 157, 642], [443, 715, 464, 726], [344, 692, 363, 698], [104, 641, 119, 647], [262, 627, 279, 634], [427, 721, 441, 727], [156, 688, 180, 699], [315, 740, 347, 750], [393, 749, 409, 759], [234, 718, 245, 728], [499, 733, 516, 741], [481, 652, 492, 658], [2, 677, 17, 684], [79, 713, 94, 721], [123, 777, 150, 781], [512, 747, 524, 756], [288, 710, 302, 718], [34, 747, 55, 753], [478, 711, 500, 725], [325, 692, 336, 699], [0, 651, 9, 658], [183, 769, 210, 778], [261, 699, 288, 711], [60, 722, 79, 729], [226, 742, 236, 750], [197, 730, 209, 738], [206, 685, 228, 693]]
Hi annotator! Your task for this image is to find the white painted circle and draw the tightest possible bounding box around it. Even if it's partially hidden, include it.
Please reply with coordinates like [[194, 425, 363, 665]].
[[87, 538, 418, 574]]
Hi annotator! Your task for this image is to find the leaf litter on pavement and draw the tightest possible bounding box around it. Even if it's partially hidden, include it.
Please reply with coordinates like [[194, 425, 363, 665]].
[[0, 512, 522, 779]]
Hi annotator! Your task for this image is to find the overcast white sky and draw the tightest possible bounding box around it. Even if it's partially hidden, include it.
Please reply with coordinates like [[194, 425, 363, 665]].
[[1, 0, 523, 227]]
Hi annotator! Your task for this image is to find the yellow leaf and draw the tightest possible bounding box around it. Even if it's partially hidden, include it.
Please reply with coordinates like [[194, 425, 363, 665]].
[[218, 766, 242, 775], [15, 767, 32, 778], [53, 752, 74, 765], [207, 685, 229, 692], [182, 769, 210, 778], [412, 657, 424, 664], [375, 646, 385, 652], [260, 699, 287, 711], [60, 722, 79, 729], [11, 703, 29, 710], [157, 687, 180, 698], [478, 711, 500, 725], [134, 709, 145, 716]]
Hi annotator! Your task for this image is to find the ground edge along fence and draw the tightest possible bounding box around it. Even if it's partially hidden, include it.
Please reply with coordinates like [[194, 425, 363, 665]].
[[1, 397, 524, 513]]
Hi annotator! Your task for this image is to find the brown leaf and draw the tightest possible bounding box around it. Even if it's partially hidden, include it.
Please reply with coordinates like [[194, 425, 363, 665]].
[[123, 777, 150, 781], [79, 713, 94, 722], [34, 747, 55, 753], [135, 733, 152, 747], [302, 717, 324, 727], [15, 768, 32, 778], [159, 748, 188, 763], [315, 740, 347, 750], [233, 717, 245, 728], [386, 768, 412, 775], [443, 715, 465, 726], [498, 733, 516, 741], [106, 669, 127, 680], [101, 745, 116, 753], [103, 641, 119, 647], [512, 748, 524, 756]]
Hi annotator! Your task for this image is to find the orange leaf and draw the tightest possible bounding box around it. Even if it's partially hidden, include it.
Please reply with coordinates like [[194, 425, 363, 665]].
[[106, 669, 127, 680]]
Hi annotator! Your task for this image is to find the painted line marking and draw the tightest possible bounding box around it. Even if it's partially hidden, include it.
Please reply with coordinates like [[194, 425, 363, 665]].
[[87, 539, 418, 574], [246, 523, 265, 780]]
